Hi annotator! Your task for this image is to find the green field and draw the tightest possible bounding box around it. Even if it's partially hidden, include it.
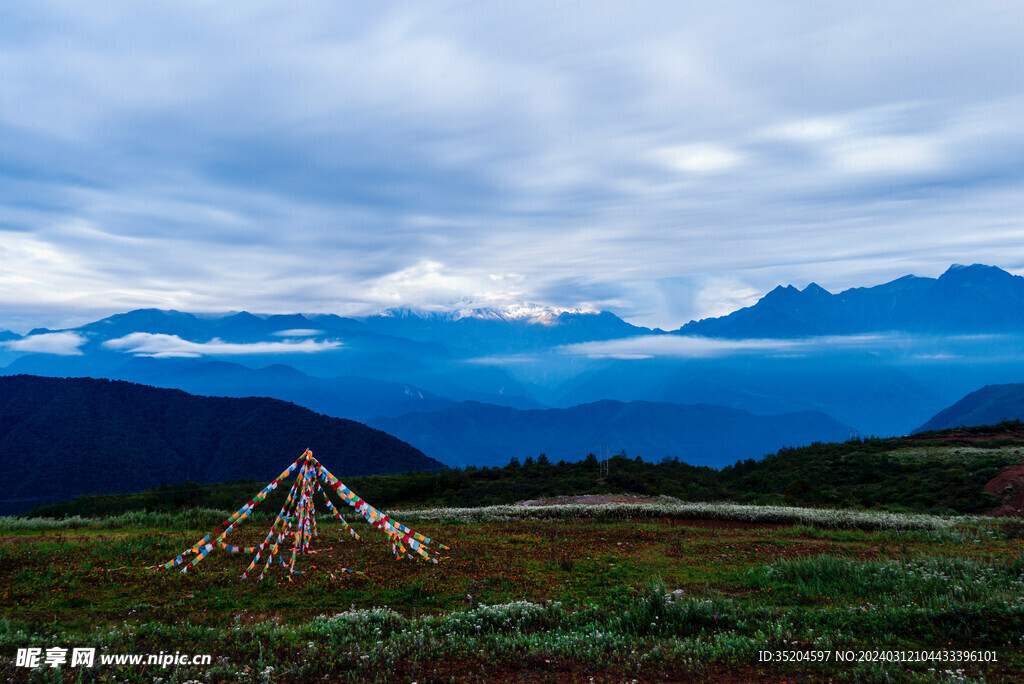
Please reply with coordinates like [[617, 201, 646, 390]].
[[2, 504, 1023, 682]]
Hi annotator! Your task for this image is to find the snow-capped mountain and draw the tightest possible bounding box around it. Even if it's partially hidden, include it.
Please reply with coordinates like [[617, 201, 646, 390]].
[[363, 305, 650, 354], [374, 302, 601, 325]]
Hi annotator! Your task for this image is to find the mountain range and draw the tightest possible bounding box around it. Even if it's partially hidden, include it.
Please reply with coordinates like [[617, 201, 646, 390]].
[[4, 263, 1024, 469], [5, 265, 1024, 351], [0, 375, 443, 515], [369, 400, 852, 469], [677, 264, 1024, 337]]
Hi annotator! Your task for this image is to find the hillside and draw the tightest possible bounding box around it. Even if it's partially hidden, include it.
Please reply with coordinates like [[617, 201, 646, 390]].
[[31, 423, 1024, 517], [369, 399, 853, 468], [0, 375, 444, 514], [915, 383, 1024, 432], [553, 355, 944, 437], [110, 357, 457, 421]]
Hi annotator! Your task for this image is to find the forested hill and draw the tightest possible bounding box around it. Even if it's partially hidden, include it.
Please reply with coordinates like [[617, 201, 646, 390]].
[[0, 375, 444, 514], [30, 422, 1024, 518]]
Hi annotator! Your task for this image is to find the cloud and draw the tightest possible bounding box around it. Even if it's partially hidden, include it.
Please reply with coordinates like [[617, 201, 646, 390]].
[[765, 117, 850, 143], [102, 333, 341, 358], [560, 331, 1024, 362], [653, 144, 742, 174], [693, 276, 762, 320], [2, 2, 1024, 332], [271, 329, 323, 337], [367, 260, 484, 305], [466, 354, 540, 365], [2, 332, 86, 356], [763, 112, 945, 176], [562, 334, 896, 360]]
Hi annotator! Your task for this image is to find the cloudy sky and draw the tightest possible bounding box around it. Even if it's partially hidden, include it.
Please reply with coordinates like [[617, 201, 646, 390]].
[[2, 1, 1024, 332]]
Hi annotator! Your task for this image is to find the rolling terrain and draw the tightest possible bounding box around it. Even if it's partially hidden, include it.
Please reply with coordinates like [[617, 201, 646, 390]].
[[0, 375, 443, 514], [369, 399, 852, 469], [5, 263, 1024, 452], [31, 421, 1024, 518]]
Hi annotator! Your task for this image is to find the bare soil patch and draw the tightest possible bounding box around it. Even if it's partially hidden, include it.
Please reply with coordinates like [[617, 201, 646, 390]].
[[986, 463, 1024, 516]]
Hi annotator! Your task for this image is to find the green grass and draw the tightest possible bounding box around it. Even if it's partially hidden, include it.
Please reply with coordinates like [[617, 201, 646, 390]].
[[2, 504, 1023, 682], [884, 446, 1024, 465], [746, 554, 1024, 607]]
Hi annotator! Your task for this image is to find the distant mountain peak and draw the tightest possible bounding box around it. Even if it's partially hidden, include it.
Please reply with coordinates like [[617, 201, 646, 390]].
[[224, 310, 262, 321], [86, 308, 199, 331], [944, 263, 996, 273], [939, 263, 1015, 281], [116, 308, 193, 318], [375, 303, 600, 325], [759, 284, 803, 304], [676, 263, 1024, 338]]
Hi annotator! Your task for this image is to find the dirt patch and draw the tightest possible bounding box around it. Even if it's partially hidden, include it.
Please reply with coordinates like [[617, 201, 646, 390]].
[[516, 494, 680, 506], [985, 464, 1024, 516]]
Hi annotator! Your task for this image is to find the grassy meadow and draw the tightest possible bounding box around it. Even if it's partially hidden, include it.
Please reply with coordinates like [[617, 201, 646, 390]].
[[2, 503, 1023, 682]]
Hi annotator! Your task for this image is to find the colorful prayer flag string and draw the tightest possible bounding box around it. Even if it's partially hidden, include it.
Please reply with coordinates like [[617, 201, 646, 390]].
[[149, 449, 445, 580]]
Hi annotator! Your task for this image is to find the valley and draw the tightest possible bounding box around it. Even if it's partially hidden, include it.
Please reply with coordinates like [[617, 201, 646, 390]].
[[4, 265, 1024, 477]]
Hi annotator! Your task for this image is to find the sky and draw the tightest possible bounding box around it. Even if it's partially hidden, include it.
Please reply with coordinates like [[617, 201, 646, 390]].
[[2, 1, 1024, 333]]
